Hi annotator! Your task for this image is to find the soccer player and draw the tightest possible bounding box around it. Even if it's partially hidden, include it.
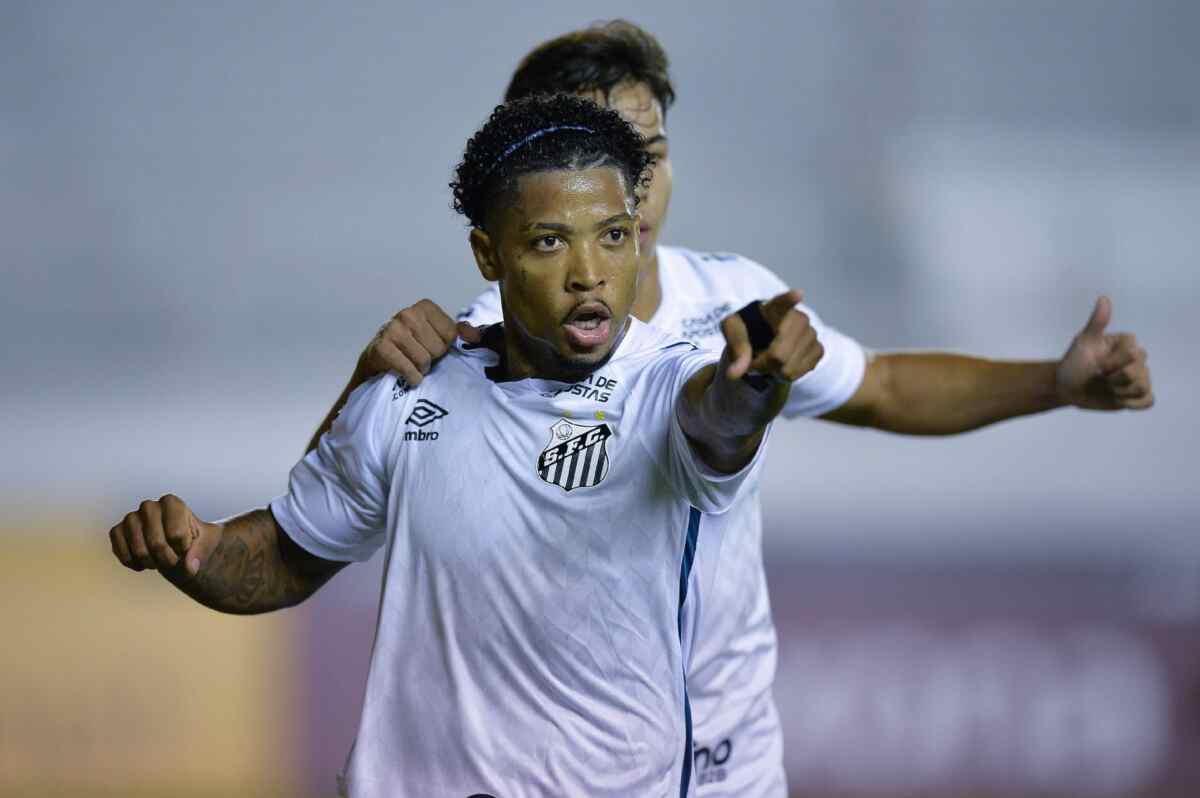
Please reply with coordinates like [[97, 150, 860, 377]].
[[108, 94, 823, 797], [306, 21, 1157, 798]]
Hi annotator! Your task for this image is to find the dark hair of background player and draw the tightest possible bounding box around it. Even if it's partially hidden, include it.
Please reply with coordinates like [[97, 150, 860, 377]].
[[504, 20, 676, 117], [451, 93, 652, 231]]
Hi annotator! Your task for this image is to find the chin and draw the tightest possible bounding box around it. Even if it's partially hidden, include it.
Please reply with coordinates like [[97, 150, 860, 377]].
[[555, 346, 613, 379]]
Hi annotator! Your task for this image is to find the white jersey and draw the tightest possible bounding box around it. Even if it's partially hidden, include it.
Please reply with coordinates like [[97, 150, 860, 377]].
[[271, 318, 767, 798], [461, 246, 867, 796]]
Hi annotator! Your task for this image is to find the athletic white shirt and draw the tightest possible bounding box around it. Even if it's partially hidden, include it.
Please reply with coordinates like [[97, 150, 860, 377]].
[[461, 245, 867, 796], [271, 317, 769, 798]]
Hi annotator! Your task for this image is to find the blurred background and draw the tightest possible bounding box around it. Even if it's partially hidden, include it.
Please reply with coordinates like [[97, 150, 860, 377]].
[[2, 0, 1198, 795]]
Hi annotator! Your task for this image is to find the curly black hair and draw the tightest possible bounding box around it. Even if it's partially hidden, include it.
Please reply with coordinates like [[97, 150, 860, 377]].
[[505, 20, 675, 117], [451, 93, 652, 230]]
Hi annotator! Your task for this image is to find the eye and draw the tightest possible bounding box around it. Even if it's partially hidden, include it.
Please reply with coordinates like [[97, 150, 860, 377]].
[[533, 235, 563, 252], [603, 228, 627, 245]]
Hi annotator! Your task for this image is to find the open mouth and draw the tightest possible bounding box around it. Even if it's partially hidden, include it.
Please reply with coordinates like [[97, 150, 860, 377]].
[[562, 302, 613, 349]]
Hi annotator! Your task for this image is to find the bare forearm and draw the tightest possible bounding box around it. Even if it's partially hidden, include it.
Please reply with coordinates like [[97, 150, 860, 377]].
[[162, 509, 340, 614], [829, 353, 1065, 435]]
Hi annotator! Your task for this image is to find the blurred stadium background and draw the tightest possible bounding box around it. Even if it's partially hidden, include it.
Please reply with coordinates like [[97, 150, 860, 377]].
[[2, 1, 1198, 795]]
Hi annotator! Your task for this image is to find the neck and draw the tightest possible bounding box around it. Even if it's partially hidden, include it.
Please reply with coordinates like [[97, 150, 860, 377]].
[[629, 247, 663, 322]]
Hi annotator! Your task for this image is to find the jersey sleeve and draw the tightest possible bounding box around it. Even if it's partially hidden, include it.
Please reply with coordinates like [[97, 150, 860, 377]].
[[639, 345, 770, 515], [269, 374, 403, 562], [732, 255, 868, 418], [781, 302, 868, 418], [456, 284, 503, 326]]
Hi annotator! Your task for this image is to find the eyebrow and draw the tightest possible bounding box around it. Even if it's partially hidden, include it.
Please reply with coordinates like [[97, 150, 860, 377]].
[[643, 135, 667, 148], [524, 222, 573, 233], [595, 212, 634, 228], [524, 212, 633, 234]]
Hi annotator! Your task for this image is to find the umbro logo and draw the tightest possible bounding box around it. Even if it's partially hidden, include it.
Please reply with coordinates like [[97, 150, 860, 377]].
[[405, 399, 448, 441], [407, 399, 448, 427]]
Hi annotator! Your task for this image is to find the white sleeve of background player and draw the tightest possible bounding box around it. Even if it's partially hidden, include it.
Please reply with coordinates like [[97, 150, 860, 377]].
[[457, 284, 503, 326], [782, 302, 868, 418], [739, 258, 868, 418], [269, 374, 400, 562], [641, 346, 770, 515]]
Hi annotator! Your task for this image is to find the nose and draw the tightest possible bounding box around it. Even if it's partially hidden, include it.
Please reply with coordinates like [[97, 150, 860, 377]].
[[566, 244, 606, 293]]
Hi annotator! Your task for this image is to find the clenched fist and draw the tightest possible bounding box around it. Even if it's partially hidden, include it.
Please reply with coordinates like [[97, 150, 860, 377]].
[[1056, 296, 1154, 411], [109, 494, 222, 576]]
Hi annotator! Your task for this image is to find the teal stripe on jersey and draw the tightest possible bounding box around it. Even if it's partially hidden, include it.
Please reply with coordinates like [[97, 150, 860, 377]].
[[677, 506, 701, 797]]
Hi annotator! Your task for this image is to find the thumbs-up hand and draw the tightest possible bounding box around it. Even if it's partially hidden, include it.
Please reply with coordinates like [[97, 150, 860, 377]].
[[1055, 296, 1154, 410]]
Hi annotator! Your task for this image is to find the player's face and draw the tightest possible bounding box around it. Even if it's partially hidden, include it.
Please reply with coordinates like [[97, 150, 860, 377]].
[[581, 81, 671, 269], [471, 167, 640, 380]]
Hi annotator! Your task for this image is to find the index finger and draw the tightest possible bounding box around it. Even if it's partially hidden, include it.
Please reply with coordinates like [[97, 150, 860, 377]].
[[161, 494, 195, 558], [760, 289, 805, 328], [415, 300, 459, 344], [1098, 334, 1139, 375], [138, 500, 178, 570]]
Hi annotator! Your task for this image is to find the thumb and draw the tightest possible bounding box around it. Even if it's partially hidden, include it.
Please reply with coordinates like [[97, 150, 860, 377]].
[[184, 521, 223, 577], [761, 289, 805, 328], [457, 321, 483, 344], [1082, 295, 1112, 336], [721, 313, 754, 380]]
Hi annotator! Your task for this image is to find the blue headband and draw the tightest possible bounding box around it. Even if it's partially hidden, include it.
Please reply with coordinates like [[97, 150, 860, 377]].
[[484, 125, 595, 178]]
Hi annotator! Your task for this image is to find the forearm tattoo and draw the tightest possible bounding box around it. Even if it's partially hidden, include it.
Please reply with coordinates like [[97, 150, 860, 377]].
[[165, 509, 342, 614]]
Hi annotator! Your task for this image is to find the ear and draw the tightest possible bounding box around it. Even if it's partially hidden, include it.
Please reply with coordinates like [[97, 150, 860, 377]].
[[631, 209, 644, 259], [470, 228, 502, 283]]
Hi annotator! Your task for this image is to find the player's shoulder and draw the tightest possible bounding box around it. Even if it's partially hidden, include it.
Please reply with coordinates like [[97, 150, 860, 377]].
[[618, 317, 699, 360], [610, 320, 712, 389], [420, 337, 498, 391], [658, 245, 787, 299], [325, 371, 411, 458], [371, 339, 492, 412]]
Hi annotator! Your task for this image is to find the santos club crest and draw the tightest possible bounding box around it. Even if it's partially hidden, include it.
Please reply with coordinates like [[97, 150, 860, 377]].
[[537, 418, 613, 492]]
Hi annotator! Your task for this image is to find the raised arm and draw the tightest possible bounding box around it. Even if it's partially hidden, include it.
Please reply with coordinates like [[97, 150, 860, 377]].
[[108, 495, 345, 614], [821, 296, 1154, 434], [306, 299, 481, 453], [676, 290, 823, 473]]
